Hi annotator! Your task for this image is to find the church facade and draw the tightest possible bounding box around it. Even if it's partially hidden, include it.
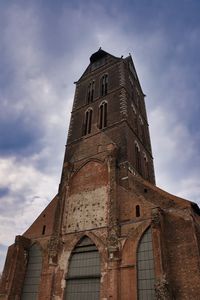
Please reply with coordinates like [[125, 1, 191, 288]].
[[1, 49, 200, 300]]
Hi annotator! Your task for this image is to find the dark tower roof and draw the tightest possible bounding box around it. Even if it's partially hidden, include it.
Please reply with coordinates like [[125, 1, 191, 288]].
[[89, 48, 108, 63]]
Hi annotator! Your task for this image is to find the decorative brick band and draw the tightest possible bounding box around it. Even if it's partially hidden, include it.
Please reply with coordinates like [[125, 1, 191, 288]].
[[119, 88, 128, 117]]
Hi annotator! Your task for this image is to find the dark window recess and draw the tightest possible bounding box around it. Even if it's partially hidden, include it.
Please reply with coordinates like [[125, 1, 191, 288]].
[[99, 102, 107, 129], [137, 228, 155, 299], [42, 225, 46, 235], [136, 205, 140, 217], [65, 236, 101, 300], [84, 109, 93, 135], [101, 74, 108, 96]]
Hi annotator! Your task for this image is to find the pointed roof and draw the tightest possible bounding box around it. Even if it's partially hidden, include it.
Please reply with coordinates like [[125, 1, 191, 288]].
[[90, 47, 109, 63], [76, 48, 121, 83]]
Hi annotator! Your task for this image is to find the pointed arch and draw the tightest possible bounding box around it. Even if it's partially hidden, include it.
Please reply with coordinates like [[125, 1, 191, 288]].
[[99, 100, 107, 129], [137, 227, 155, 299], [65, 236, 101, 300], [87, 80, 95, 103], [83, 108, 93, 135], [100, 74, 108, 96], [21, 243, 42, 300]]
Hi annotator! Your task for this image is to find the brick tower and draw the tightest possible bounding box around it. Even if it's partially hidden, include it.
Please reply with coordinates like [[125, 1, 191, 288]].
[[1, 49, 200, 300]]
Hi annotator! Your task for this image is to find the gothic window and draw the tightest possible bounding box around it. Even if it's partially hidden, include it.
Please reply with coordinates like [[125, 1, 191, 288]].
[[137, 227, 155, 299], [84, 108, 93, 135], [136, 205, 140, 217], [65, 236, 101, 300], [21, 244, 42, 300], [135, 142, 141, 174], [101, 74, 108, 96], [87, 80, 95, 103], [99, 101, 107, 129]]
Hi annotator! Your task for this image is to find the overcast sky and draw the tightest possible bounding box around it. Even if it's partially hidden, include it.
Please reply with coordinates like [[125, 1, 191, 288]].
[[0, 0, 200, 272]]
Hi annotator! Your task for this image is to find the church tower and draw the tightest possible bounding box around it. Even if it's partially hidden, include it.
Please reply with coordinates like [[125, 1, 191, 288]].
[[1, 49, 200, 300]]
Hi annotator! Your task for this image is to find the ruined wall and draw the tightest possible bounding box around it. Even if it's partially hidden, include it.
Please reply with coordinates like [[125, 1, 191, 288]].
[[63, 161, 108, 233]]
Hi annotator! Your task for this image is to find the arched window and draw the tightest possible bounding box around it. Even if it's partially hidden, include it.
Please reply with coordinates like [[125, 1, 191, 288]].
[[84, 108, 93, 135], [101, 74, 108, 96], [65, 236, 101, 300], [21, 244, 42, 300], [99, 101, 107, 129], [135, 142, 141, 174], [87, 80, 95, 103], [137, 228, 155, 299], [136, 205, 140, 217]]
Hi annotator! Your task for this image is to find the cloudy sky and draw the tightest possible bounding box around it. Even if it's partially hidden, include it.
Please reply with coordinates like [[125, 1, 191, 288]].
[[0, 0, 200, 272]]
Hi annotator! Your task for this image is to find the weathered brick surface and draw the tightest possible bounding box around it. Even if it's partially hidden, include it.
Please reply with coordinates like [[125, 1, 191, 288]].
[[23, 195, 58, 239], [1, 49, 200, 300]]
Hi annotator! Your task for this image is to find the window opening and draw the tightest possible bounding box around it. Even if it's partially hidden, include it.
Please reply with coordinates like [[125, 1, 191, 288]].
[[42, 225, 46, 235], [87, 81, 95, 103], [21, 244, 42, 300], [137, 228, 155, 299], [65, 236, 101, 300], [84, 109, 93, 135], [101, 74, 108, 96], [99, 102, 107, 129], [136, 205, 140, 217]]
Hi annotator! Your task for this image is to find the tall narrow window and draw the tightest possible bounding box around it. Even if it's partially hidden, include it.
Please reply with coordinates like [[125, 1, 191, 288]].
[[137, 228, 155, 299], [135, 143, 141, 174], [21, 244, 42, 300], [87, 80, 95, 103], [101, 74, 108, 96], [84, 108, 93, 135], [65, 236, 101, 300], [136, 205, 140, 217], [99, 101, 107, 129], [42, 225, 46, 235]]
